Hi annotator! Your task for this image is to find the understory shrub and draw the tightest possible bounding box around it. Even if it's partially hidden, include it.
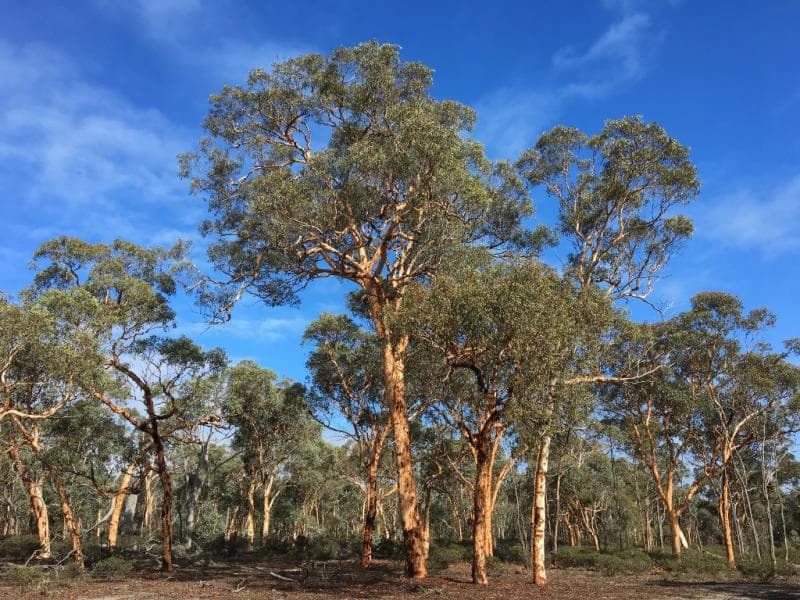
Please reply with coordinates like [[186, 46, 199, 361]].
[[91, 555, 134, 578], [5, 564, 48, 587]]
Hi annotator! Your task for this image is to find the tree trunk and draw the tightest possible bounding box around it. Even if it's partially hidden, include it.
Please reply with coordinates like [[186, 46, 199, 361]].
[[225, 504, 240, 542], [667, 510, 686, 559], [50, 471, 84, 571], [108, 463, 137, 549], [719, 466, 736, 567], [243, 476, 257, 551], [552, 470, 561, 554], [142, 470, 155, 536], [532, 436, 550, 586], [381, 337, 426, 579], [152, 431, 174, 572], [7, 443, 50, 559], [261, 473, 278, 545], [361, 463, 378, 568], [471, 436, 492, 585]]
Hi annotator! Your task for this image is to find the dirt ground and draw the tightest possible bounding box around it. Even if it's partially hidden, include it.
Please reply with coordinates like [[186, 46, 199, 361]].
[[3, 559, 800, 600]]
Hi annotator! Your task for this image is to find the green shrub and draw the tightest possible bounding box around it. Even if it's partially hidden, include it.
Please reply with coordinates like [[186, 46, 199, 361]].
[[427, 541, 471, 572], [494, 540, 527, 565], [555, 546, 650, 575], [91, 555, 134, 578], [6, 564, 48, 587], [0, 535, 42, 559], [192, 507, 226, 550], [373, 537, 404, 560]]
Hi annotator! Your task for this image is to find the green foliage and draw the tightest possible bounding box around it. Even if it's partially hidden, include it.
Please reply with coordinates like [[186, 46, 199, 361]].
[[192, 505, 226, 549], [0, 535, 41, 559], [91, 555, 134, 578], [5, 565, 48, 587], [517, 116, 699, 301], [426, 541, 472, 571], [183, 41, 533, 318]]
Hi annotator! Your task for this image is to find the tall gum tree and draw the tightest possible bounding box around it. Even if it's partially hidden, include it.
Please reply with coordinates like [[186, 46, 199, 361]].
[[516, 116, 700, 584], [182, 42, 533, 578]]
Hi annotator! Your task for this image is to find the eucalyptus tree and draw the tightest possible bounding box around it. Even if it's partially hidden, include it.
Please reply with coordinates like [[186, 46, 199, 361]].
[[403, 260, 601, 584], [29, 236, 226, 572], [516, 116, 700, 584], [182, 41, 534, 578], [670, 293, 800, 565], [303, 313, 391, 567], [223, 361, 318, 549], [1, 293, 100, 562]]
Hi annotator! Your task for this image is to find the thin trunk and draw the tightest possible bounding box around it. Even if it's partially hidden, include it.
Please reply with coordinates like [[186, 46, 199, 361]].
[[735, 457, 760, 560], [361, 426, 388, 568], [225, 504, 240, 542], [260, 473, 278, 545], [7, 443, 50, 559], [552, 470, 561, 554], [532, 436, 550, 586], [719, 465, 736, 567], [243, 476, 257, 551], [50, 470, 84, 571]]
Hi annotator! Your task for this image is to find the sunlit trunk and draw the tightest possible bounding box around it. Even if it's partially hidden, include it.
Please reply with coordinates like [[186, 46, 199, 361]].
[[243, 476, 257, 551], [471, 436, 492, 585], [381, 337, 426, 579], [108, 463, 136, 549], [532, 436, 550, 586], [51, 471, 84, 571], [7, 443, 50, 559], [719, 466, 735, 567]]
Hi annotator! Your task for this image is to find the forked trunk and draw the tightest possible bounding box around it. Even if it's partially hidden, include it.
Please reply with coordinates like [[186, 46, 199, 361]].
[[667, 511, 687, 559], [532, 436, 550, 586]]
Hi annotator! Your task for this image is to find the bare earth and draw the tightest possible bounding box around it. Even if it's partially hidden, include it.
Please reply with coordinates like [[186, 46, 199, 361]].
[[2, 560, 800, 600]]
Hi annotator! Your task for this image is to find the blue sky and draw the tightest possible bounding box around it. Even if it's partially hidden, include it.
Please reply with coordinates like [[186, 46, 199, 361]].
[[2, 0, 799, 382]]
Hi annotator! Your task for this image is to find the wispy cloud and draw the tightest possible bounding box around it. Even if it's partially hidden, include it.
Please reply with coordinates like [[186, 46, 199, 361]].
[[177, 316, 311, 342], [96, 0, 309, 86], [0, 40, 188, 207], [474, 3, 662, 157], [554, 12, 653, 97], [702, 175, 800, 256]]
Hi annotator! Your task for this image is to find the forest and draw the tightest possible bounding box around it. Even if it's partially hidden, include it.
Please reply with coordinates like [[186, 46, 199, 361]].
[[1, 42, 799, 599]]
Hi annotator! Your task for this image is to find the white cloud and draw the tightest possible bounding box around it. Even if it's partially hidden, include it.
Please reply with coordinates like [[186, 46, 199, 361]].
[[474, 88, 560, 158], [554, 12, 653, 96], [703, 176, 800, 256], [474, 4, 660, 157], [0, 40, 188, 209], [178, 316, 310, 342]]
